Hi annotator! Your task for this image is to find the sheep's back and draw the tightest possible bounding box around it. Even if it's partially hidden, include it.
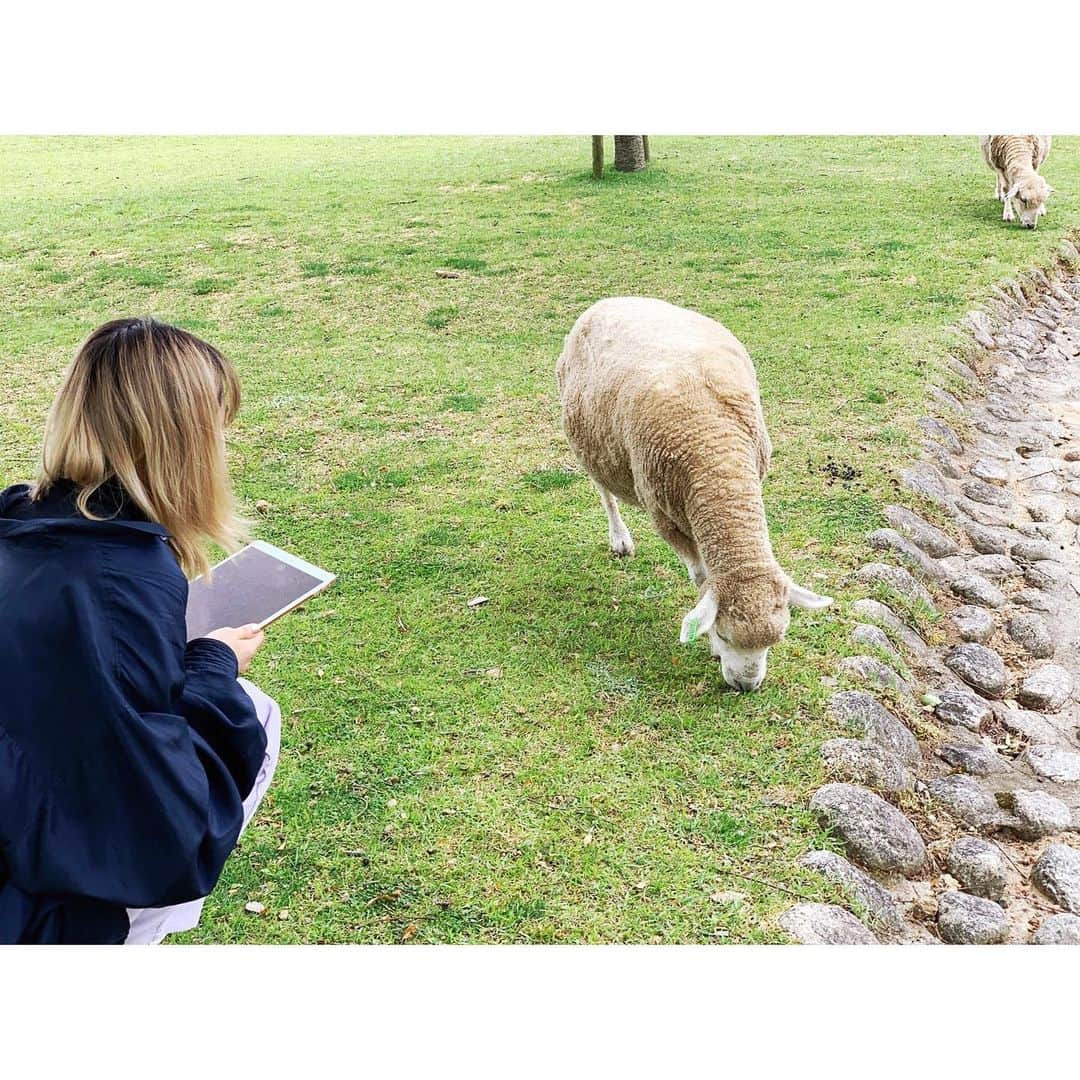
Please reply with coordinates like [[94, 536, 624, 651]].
[[557, 297, 767, 501], [984, 135, 1050, 173]]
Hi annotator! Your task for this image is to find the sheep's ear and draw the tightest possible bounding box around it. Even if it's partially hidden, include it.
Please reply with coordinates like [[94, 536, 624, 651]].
[[787, 580, 833, 610], [680, 589, 719, 644], [1006, 182, 1021, 200]]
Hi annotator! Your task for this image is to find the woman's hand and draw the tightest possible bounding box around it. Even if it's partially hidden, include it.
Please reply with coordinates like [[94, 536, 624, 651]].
[[205, 624, 265, 673]]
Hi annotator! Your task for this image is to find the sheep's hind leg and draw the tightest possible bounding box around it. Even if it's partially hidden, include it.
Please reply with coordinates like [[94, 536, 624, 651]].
[[595, 483, 634, 557], [651, 510, 706, 587]]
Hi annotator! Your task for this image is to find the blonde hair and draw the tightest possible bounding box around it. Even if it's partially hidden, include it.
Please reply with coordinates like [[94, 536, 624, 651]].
[[35, 317, 246, 578]]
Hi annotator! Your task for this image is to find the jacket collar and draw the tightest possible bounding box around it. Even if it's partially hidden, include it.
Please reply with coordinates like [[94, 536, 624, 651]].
[[0, 481, 171, 540]]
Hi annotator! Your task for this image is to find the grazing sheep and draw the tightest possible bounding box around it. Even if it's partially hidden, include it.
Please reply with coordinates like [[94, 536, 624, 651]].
[[556, 297, 831, 692], [980, 136, 1053, 228]]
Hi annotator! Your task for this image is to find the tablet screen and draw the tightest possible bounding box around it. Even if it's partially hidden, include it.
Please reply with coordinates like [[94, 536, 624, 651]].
[[186, 541, 335, 641]]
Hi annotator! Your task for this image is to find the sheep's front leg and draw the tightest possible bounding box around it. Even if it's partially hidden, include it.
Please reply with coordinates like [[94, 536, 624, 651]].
[[594, 482, 634, 556], [1002, 192, 1015, 222], [651, 510, 706, 587], [995, 170, 1008, 201]]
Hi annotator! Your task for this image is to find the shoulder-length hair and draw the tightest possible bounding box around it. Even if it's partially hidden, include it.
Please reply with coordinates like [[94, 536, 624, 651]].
[[35, 317, 246, 578]]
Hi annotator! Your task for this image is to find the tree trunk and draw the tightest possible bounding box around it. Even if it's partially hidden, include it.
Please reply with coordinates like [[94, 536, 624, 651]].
[[614, 136, 646, 172], [642, 136, 650, 163], [592, 136, 604, 179]]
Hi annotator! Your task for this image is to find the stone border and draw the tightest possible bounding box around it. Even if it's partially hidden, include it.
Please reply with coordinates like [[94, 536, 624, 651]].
[[780, 235, 1080, 944]]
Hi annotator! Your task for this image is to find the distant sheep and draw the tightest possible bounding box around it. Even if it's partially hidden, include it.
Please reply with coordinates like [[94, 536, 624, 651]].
[[981, 136, 1053, 228], [556, 297, 831, 692]]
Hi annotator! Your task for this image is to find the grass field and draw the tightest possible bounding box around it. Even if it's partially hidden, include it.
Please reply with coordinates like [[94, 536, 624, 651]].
[[2, 136, 1078, 943]]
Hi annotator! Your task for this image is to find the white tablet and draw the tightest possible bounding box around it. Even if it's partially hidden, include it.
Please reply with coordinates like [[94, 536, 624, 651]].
[[185, 540, 336, 641]]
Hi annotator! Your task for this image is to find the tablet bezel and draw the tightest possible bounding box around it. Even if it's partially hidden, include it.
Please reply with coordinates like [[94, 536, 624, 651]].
[[188, 539, 336, 635]]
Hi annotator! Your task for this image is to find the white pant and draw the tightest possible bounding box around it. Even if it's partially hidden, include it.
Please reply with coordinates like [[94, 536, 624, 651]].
[[124, 678, 281, 944]]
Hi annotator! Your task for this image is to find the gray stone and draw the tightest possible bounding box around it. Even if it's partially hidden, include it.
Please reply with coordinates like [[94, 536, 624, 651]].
[[1015, 588, 1055, 612], [1008, 789, 1073, 839], [951, 606, 996, 644], [926, 774, 1002, 829], [947, 837, 1009, 902], [945, 644, 1009, 698], [937, 556, 968, 578], [1024, 561, 1067, 590], [970, 459, 1010, 486], [1031, 844, 1080, 914], [883, 506, 959, 557], [821, 738, 913, 794], [964, 309, 995, 348], [930, 386, 966, 414], [1016, 665, 1073, 712], [963, 522, 1011, 555], [967, 554, 1019, 580], [973, 438, 1014, 463], [974, 415, 1008, 437], [1001, 708, 1063, 745], [948, 357, 978, 383], [1033, 522, 1069, 543], [917, 418, 963, 455], [987, 398, 1025, 423], [1030, 472, 1062, 493], [1006, 613, 1055, 659], [838, 655, 912, 696], [1032, 914, 1080, 944], [925, 442, 963, 479], [798, 851, 905, 935], [934, 689, 991, 731], [1016, 431, 1052, 455], [949, 357, 978, 383], [848, 599, 934, 660], [868, 528, 948, 581], [938, 742, 1010, 776], [827, 691, 920, 766], [1028, 494, 1067, 523], [1011, 538, 1061, 563], [949, 573, 1007, 609], [854, 563, 934, 608], [778, 903, 879, 945], [937, 891, 1008, 944], [1016, 457, 1061, 483], [901, 465, 953, 509], [1023, 745, 1080, 783], [850, 624, 902, 664], [810, 783, 927, 875], [962, 479, 1013, 509], [850, 598, 905, 634], [958, 496, 1012, 527]]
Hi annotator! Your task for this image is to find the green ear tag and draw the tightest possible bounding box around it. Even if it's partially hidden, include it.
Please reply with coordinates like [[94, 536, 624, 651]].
[[686, 616, 700, 643]]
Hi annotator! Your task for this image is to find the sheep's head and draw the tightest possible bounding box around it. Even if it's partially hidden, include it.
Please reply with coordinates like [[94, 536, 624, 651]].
[[679, 568, 832, 692], [1008, 175, 1053, 228]]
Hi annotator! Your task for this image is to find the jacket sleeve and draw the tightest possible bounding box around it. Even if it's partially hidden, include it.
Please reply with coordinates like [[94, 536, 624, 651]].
[[98, 557, 270, 907], [124, 635, 269, 907], [183, 637, 267, 802], [2, 541, 268, 911]]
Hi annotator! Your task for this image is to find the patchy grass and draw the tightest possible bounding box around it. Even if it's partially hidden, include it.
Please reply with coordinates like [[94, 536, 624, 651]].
[[192, 276, 231, 295], [423, 304, 458, 330], [2, 136, 1079, 944]]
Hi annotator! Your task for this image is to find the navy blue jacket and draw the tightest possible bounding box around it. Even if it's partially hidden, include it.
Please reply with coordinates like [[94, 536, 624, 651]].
[[0, 480, 267, 944]]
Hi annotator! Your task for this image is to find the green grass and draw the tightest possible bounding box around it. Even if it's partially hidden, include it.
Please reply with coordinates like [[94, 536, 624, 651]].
[[2, 136, 1078, 943]]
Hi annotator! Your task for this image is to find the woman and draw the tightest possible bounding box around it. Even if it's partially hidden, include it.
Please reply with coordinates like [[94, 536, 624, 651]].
[[0, 318, 281, 944]]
